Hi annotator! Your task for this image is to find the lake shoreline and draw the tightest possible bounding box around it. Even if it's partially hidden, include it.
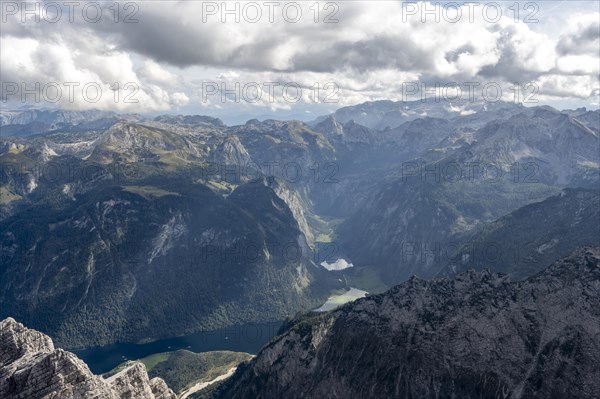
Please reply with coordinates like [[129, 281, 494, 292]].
[[73, 321, 282, 375]]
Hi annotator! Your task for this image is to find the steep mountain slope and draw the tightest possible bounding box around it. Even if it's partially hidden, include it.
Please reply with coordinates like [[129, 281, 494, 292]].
[[438, 188, 600, 280], [0, 175, 335, 348], [0, 318, 176, 399], [338, 177, 558, 283], [206, 247, 600, 399]]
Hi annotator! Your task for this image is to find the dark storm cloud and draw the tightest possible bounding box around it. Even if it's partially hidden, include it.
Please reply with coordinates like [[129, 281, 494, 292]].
[[91, 11, 288, 71], [290, 35, 435, 73]]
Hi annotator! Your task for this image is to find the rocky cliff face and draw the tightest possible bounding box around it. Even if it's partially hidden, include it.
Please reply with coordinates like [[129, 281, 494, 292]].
[[338, 176, 559, 283], [0, 318, 176, 399], [209, 247, 600, 399]]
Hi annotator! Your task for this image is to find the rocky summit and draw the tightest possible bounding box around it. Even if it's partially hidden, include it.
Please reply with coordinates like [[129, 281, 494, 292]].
[[0, 318, 176, 399]]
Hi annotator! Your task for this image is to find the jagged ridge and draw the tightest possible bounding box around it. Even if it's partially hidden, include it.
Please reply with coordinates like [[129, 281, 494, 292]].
[[206, 247, 600, 399], [0, 318, 176, 399]]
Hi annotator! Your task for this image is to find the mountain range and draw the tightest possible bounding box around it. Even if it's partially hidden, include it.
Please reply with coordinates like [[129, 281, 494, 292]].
[[1, 100, 598, 354]]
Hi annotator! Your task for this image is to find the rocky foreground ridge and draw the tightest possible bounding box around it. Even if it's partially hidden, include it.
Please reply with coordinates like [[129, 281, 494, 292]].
[[0, 318, 176, 399], [205, 247, 600, 399]]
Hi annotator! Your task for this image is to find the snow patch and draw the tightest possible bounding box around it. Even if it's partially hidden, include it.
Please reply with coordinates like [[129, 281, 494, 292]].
[[320, 258, 353, 271]]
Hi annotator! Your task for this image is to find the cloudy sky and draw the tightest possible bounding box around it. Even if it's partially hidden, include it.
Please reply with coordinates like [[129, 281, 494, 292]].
[[1, 0, 599, 123]]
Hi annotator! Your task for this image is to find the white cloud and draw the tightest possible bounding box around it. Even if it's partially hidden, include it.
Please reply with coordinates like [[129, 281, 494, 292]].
[[0, 35, 186, 112], [1, 1, 598, 114], [139, 60, 178, 85], [556, 13, 600, 56]]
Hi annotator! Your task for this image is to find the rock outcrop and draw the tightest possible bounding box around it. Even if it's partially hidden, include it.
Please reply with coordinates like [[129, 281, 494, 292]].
[[208, 247, 600, 399], [0, 318, 176, 399]]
